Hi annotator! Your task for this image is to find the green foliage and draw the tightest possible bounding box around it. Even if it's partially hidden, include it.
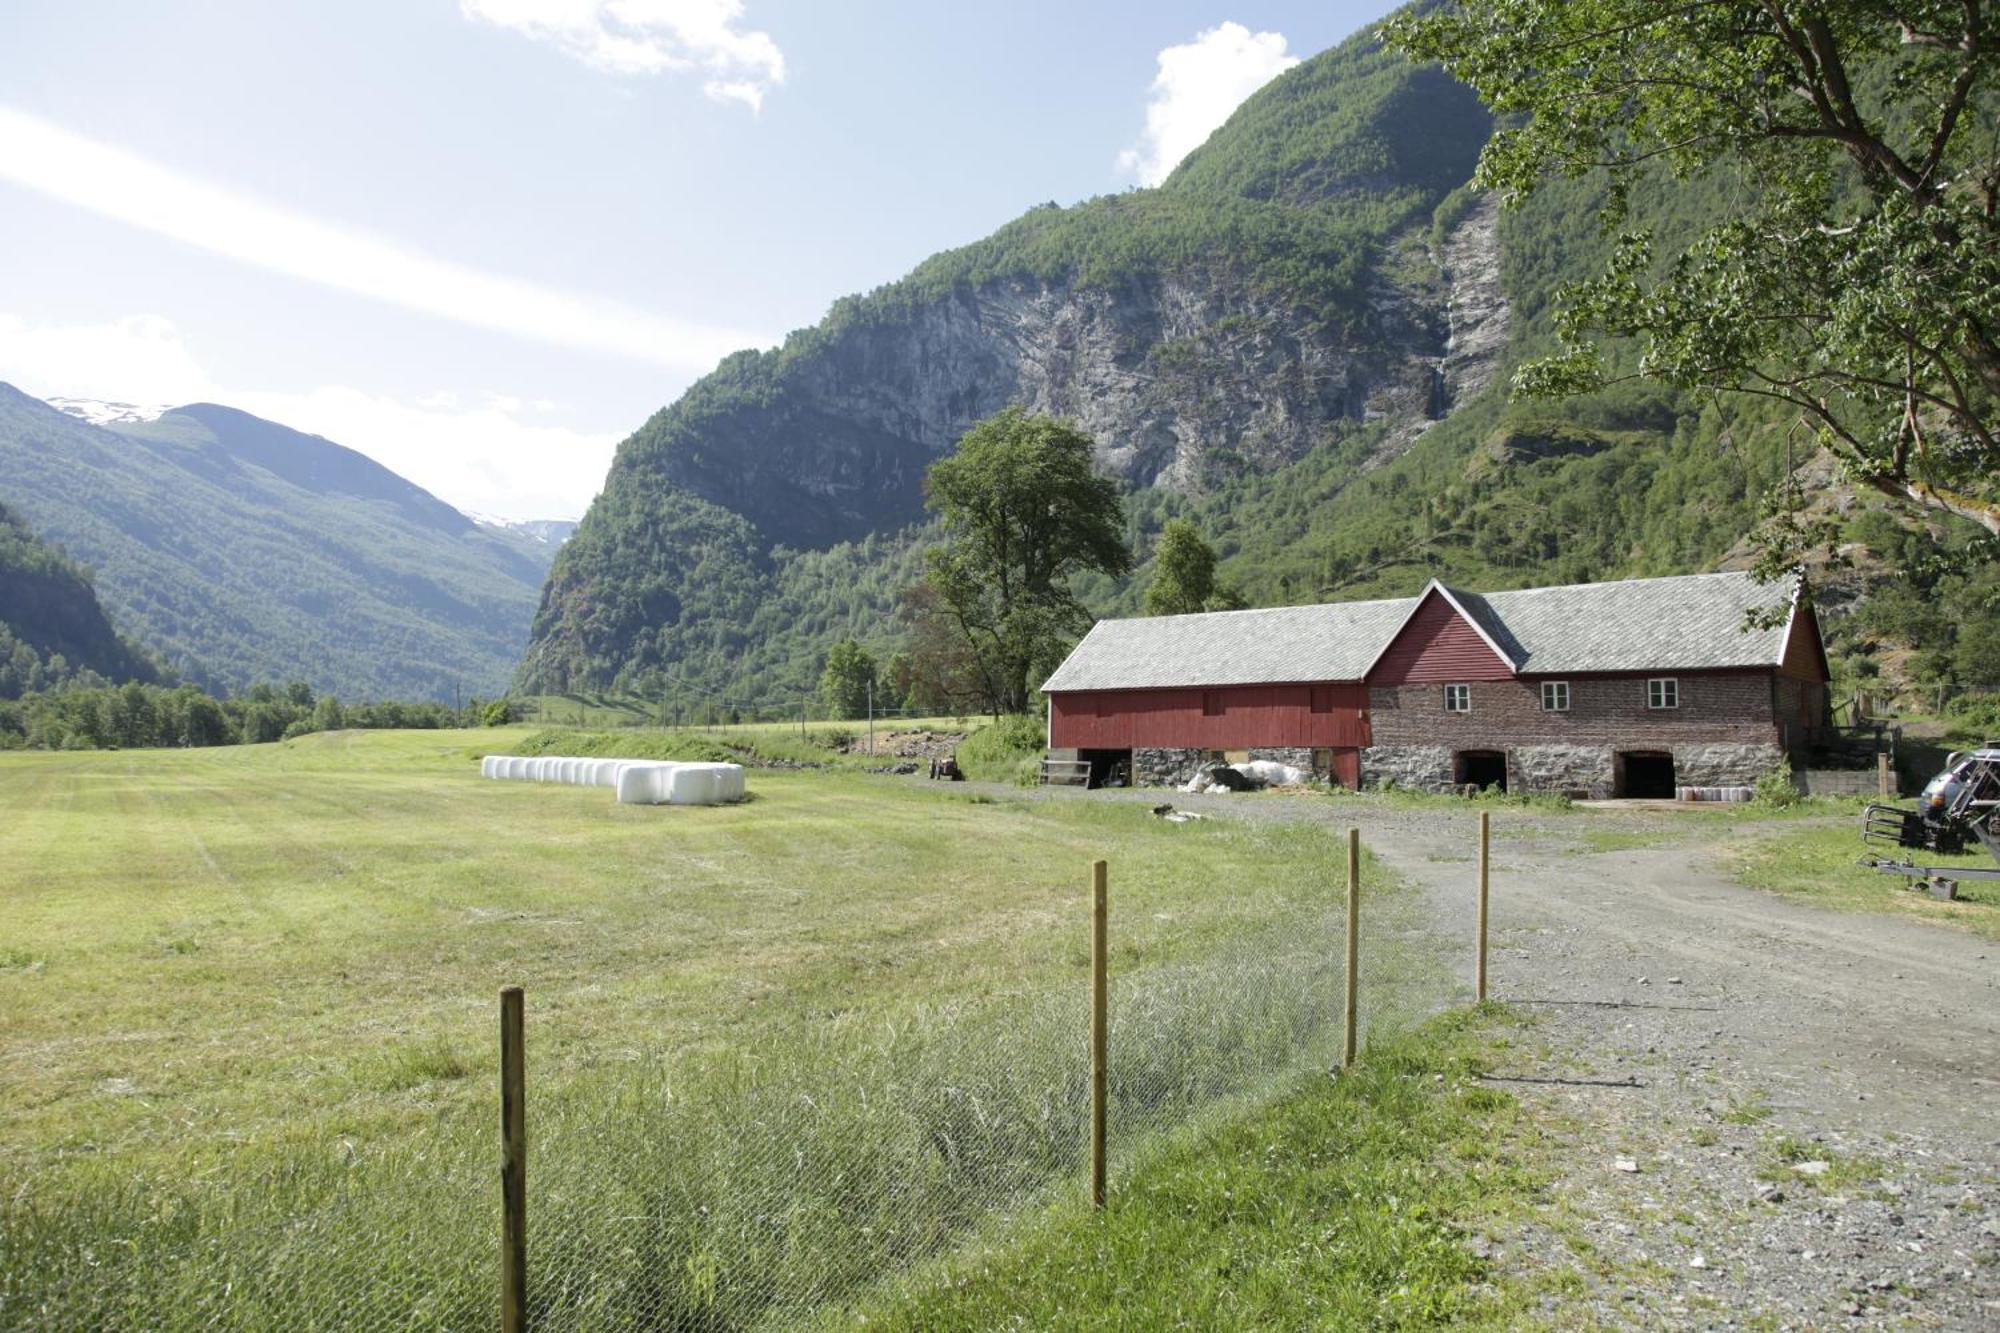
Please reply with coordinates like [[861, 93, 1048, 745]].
[[1754, 758, 1803, 809], [818, 638, 877, 719], [480, 699, 516, 726], [1143, 518, 1218, 616], [0, 500, 156, 699], [955, 713, 1046, 785], [0, 678, 463, 750], [1389, 1, 2000, 557], [919, 410, 1130, 714]]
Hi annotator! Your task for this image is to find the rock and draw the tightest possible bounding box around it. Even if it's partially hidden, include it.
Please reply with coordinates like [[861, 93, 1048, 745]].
[[1615, 1157, 1641, 1173], [1667, 976, 1684, 985], [1797, 1160, 1832, 1177], [1689, 1253, 1708, 1269]]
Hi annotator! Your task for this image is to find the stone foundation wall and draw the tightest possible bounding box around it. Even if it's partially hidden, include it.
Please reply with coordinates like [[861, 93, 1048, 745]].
[[1248, 746, 1316, 772], [1133, 747, 1211, 788], [1671, 742, 1785, 788], [1510, 744, 1614, 798], [1361, 745, 1453, 791]]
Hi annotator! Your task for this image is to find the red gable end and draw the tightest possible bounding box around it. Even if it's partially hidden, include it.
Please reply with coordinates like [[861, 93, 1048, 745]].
[[1368, 589, 1513, 684]]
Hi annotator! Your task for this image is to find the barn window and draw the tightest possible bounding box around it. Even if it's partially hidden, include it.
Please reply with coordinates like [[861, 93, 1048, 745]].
[[1202, 690, 1224, 717], [1540, 681, 1570, 712], [1310, 685, 1335, 714], [1443, 683, 1471, 713], [1647, 678, 1679, 710]]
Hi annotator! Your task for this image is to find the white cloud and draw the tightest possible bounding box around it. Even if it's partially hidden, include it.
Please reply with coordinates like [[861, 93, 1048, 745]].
[[462, 0, 786, 110], [0, 313, 618, 521], [1117, 22, 1299, 186], [0, 106, 767, 372]]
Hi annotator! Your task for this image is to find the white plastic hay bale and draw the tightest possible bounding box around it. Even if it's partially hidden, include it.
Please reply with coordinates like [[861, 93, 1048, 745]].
[[481, 756, 497, 779], [615, 762, 676, 805], [508, 758, 529, 780]]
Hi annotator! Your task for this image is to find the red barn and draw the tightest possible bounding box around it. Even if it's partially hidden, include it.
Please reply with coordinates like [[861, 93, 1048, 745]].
[[1041, 572, 1830, 797]]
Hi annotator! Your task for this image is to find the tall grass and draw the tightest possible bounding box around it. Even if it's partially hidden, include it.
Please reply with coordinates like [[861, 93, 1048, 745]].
[[2, 859, 1434, 1331]]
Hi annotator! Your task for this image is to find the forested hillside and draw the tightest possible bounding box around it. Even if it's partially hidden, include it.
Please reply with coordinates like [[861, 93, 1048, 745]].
[[519, 13, 1991, 713], [0, 501, 155, 698], [0, 387, 550, 700]]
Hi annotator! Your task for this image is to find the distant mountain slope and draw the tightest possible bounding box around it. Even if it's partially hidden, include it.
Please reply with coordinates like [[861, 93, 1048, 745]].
[[0, 500, 155, 698], [520, 26, 1496, 695], [0, 385, 546, 698]]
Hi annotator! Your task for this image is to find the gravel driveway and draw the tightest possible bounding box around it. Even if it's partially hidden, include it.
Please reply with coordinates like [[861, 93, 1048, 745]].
[[969, 781, 2000, 1328]]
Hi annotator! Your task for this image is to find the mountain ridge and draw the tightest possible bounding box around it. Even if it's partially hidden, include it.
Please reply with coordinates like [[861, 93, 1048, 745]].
[[0, 383, 550, 698]]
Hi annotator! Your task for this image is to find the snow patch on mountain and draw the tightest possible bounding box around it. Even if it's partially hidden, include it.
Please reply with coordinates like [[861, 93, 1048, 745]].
[[47, 397, 171, 427]]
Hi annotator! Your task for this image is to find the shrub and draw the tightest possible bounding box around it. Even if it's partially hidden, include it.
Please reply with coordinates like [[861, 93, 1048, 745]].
[[1754, 759, 1801, 808], [481, 699, 515, 726], [957, 714, 1046, 785]]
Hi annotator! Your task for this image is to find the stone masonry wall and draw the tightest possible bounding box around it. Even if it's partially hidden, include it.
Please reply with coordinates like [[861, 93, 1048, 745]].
[[1364, 673, 1785, 794], [1133, 747, 1212, 788], [1248, 746, 1317, 772], [1361, 745, 1454, 791]]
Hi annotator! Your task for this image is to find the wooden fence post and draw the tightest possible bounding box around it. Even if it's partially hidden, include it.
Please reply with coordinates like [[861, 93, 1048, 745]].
[[1343, 828, 1359, 1068], [1878, 751, 1892, 798], [500, 987, 527, 1333], [1476, 812, 1490, 1003], [1090, 859, 1108, 1209]]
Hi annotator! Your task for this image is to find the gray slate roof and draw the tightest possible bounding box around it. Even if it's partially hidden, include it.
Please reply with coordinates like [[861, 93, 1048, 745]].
[[1041, 571, 1799, 692]]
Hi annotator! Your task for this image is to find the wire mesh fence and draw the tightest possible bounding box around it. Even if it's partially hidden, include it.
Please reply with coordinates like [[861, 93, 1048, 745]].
[[1, 832, 1464, 1331]]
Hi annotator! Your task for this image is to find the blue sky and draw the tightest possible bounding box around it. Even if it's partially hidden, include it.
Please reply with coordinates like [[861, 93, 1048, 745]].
[[0, 1, 1398, 518]]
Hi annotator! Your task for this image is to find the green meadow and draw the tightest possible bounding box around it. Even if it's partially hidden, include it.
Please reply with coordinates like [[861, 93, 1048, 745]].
[[0, 728, 1486, 1328]]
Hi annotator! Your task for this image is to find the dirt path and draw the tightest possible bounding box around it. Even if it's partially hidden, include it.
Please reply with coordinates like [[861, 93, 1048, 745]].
[[958, 780, 2000, 1327]]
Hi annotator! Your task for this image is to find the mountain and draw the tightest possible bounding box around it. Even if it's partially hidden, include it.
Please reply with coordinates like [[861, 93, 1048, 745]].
[[519, 30, 1498, 698], [516, 17, 1962, 709], [0, 500, 155, 698], [473, 515, 579, 569], [0, 386, 547, 699]]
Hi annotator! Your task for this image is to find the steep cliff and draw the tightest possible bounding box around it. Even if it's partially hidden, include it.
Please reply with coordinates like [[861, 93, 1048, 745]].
[[0, 501, 155, 698], [521, 29, 1495, 694]]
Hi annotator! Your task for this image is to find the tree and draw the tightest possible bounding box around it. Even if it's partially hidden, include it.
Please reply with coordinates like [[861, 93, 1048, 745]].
[[1390, 2, 2000, 561], [1145, 519, 1218, 616], [819, 638, 877, 720], [918, 408, 1131, 714]]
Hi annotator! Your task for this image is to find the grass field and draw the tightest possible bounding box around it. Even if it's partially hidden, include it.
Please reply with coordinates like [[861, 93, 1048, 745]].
[[0, 728, 1451, 1328], [1722, 820, 2000, 942]]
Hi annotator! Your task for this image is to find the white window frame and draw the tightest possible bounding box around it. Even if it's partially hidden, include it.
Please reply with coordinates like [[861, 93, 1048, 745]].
[[1647, 677, 1680, 710], [1540, 680, 1570, 712], [1443, 683, 1471, 714]]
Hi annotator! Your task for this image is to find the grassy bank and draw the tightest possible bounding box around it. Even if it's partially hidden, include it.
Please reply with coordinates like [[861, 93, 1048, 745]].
[[1723, 821, 2000, 942], [836, 1007, 1553, 1330], [0, 728, 1444, 1328]]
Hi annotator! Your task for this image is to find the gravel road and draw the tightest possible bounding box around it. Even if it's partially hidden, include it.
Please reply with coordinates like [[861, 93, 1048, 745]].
[[974, 781, 2000, 1328]]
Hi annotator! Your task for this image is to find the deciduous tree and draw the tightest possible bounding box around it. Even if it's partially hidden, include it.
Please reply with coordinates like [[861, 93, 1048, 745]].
[[1390, 1, 2000, 564], [918, 408, 1130, 714]]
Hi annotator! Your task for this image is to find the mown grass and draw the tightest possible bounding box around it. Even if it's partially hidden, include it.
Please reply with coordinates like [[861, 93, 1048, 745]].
[[1723, 820, 2000, 942], [833, 1006, 1553, 1330], [0, 728, 1448, 1329]]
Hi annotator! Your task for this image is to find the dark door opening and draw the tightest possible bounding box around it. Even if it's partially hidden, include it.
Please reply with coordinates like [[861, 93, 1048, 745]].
[[1455, 750, 1508, 792], [1616, 751, 1676, 799], [1079, 749, 1131, 789]]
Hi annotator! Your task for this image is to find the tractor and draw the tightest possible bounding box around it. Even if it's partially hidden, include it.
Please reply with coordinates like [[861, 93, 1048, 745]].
[[1860, 746, 2000, 899]]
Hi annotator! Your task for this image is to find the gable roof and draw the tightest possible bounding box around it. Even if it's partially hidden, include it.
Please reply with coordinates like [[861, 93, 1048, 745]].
[[1041, 571, 1803, 692], [1038, 596, 1415, 691]]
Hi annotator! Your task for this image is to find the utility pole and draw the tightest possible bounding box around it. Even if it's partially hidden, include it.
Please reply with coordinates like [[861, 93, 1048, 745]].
[[867, 678, 874, 757]]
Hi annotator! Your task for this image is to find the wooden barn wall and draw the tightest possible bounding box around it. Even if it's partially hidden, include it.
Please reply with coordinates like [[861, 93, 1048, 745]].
[[1050, 684, 1370, 750], [1369, 592, 1513, 685]]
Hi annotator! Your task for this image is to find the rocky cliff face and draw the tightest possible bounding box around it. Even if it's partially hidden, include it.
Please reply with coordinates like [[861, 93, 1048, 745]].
[[658, 260, 1468, 553], [521, 27, 1503, 695]]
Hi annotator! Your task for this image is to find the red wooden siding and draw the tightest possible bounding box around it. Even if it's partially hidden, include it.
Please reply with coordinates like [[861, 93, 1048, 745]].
[[1050, 683, 1370, 750], [1368, 591, 1513, 685], [1778, 602, 1831, 682]]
